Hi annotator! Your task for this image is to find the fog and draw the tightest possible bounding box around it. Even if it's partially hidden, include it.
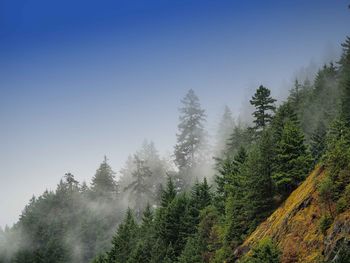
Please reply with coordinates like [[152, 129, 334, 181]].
[[1, 1, 350, 262]]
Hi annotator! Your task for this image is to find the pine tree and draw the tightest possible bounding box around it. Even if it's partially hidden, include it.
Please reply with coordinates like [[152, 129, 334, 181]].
[[223, 149, 248, 247], [310, 121, 327, 163], [174, 89, 207, 186], [160, 194, 192, 257], [128, 205, 154, 263], [240, 237, 280, 263], [250, 85, 276, 133], [107, 209, 138, 263], [160, 177, 177, 208], [178, 236, 202, 263], [215, 106, 235, 157], [214, 147, 247, 213], [226, 123, 252, 156], [244, 131, 275, 230], [124, 156, 153, 219], [91, 156, 118, 199], [289, 79, 302, 110], [339, 37, 350, 126], [137, 140, 167, 193], [272, 120, 312, 195]]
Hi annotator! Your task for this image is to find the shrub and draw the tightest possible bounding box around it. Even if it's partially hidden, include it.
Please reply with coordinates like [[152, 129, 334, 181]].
[[319, 215, 332, 235], [239, 237, 280, 263]]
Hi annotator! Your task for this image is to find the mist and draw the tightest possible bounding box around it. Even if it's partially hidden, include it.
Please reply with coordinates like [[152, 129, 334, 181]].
[[1, 1, 350, 262]]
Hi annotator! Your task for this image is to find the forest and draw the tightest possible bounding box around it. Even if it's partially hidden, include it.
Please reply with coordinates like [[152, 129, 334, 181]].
[[1, 30, 350, 263]]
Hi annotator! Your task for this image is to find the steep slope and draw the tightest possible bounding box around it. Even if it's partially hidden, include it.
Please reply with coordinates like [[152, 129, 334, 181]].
[[236, 166, 350, 262]]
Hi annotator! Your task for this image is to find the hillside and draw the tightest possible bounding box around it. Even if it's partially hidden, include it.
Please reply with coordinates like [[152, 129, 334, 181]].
[[236, 165, 350, 262]]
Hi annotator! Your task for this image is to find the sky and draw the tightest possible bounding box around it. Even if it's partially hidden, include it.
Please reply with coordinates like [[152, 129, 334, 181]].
[[0, 0, 349, 227]]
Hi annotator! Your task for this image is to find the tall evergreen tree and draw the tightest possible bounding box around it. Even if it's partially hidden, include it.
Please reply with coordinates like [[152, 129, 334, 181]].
[[107, 209, 138, 263], [214, 147, 247, 214], [310, 121, 327, 163], [226, 123, 252, 156], [250, 85, 276, 133], [215, 106, 235, 157], [91, 156, 118, 199], [124, 156, 153, 219], [174, 89, 207, 187], [272, 120, 312, 195], [161, 177, 177, 208], [244, 131, 275, 230], [339, 37, 350, 126]]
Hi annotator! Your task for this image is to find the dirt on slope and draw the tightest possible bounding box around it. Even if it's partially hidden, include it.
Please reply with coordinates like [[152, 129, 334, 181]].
[[236, 166, 350, 263]]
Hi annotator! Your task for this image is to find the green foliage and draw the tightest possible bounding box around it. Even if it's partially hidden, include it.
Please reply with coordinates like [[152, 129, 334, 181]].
[[332, 242, 350, 263], [250, 85, 276, 132], [319, 215, 333, 235], [124, 155, 153, 219], [107, 209, 138, 263], [91, 156, 118, 199], [214, 146, 247, 214], [339, 37, 350, 126], [240, 237, 280, 263], [310, 121, 327, 163], [272, 119, 312, 195], [174, 89, 207, 175], [244, 132, 275, 230], [178, 236, 202, 263], [215, 106, 235, 158], [161, 177, 177, 208], [324, 119, 350, 200], [6, 36, 350, 263]]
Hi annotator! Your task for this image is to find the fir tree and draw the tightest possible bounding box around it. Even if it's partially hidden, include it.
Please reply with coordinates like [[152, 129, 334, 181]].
[[215, 106, 235, 157], [339, 37, 350, 126], [178, 236, 202, 263], [161, 177, 177, 208], [310, 121, 327, 163], [174, 89, 207, 187], [107, 209, 138, 263], [125, 156, 153, 219], [226, 123, 252, 156], [250, 85, 276, 133], [244, 131, 275, 230], [240, 237, 280, 263], [272, 120, 312, 195], [91, 156, 118, 199], [214, 147, 247, 214]]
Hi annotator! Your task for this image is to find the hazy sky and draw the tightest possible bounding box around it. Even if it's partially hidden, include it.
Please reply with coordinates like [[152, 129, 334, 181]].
[[1, 0, 349, 227]]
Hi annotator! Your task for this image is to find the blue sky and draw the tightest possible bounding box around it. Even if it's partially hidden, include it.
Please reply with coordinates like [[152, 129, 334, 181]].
[[0, 0, 349, 227]]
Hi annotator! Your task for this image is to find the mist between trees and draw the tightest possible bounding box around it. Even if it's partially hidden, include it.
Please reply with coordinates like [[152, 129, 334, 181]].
[[1, 36, 350, 263]]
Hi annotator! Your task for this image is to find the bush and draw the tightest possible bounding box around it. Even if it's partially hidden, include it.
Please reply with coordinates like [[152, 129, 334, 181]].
[[318, 176, 336, 218], [319, 215, 333, 235], [239, 237, 280, 263], [336, 198, 347, 214]]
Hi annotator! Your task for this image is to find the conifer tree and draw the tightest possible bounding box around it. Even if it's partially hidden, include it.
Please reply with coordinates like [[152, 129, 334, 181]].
[[128, 205, 154, 263], [178, 236, 202, 263], [244, 131, 274, 230], [339, 37, 350, 126], [215, 106, 235, 157], [272, 120, 312, 195], [160, 194, 192, 257], [215, 147, 247, 214], [161, 177, 177, 208], [310, 121, 327, 163], [240, 237, 280, 263], [174, 89, 207, 186], [91, 156, 118, 199], [226, 123, 252, 156], [289, 79, 302, 110], [250, 85, 276, 133], [125, 156, 153, 219], [107, 209, 138, 263]]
